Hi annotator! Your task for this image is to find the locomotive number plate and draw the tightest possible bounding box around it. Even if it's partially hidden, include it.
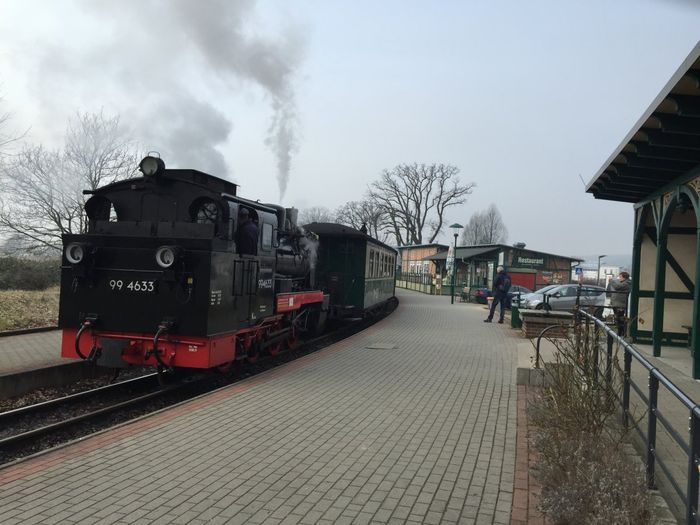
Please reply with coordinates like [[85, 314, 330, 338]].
[[108, 279, 157, 293]]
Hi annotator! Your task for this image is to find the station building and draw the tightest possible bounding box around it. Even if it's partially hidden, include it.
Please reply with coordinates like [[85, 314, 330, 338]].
[[398, 243, 447, 275], [587, 42, 700, 377], [425, 244, 579, 292], [398, 243, 579, 294]]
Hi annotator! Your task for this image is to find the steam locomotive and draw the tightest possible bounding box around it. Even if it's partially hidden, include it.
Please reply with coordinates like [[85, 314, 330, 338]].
[[59, 156, 397, 374]]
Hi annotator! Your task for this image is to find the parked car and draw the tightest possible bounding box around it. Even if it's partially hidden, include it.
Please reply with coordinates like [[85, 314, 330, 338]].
[[518, 284, 559, 307], [472, 287, 490, 304], [507, 285, 532, 308], [522, 284, 606, 312]]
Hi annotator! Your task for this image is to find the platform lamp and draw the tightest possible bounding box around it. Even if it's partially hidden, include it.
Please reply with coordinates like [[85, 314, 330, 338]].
[[597, 255, 606, 287], [449, 223, 464, 304]]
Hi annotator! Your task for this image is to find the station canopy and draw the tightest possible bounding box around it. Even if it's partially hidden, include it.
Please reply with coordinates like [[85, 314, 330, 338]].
[[587, 43, 700, 203]]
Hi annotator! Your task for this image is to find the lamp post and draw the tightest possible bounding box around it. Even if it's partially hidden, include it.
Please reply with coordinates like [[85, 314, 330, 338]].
[[597, 255, 606, 287], [449, 223, 464, 304]]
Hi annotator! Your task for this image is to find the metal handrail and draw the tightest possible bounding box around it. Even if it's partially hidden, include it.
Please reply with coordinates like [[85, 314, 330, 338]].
[[577, 309, 700, 524]]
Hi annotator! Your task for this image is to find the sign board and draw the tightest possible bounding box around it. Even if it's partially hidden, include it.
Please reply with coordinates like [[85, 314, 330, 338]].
[[446, 245, 454, 274], [514, 255, 545, 268], [574, 266, 583, 275]]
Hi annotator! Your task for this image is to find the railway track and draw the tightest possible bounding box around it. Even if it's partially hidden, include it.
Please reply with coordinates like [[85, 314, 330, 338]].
[[0, 326, 58, 337], [0, 304, 397, 466]]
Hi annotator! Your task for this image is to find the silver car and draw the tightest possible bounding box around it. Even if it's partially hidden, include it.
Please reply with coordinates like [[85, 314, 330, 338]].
[[523, 284, 606, 312]]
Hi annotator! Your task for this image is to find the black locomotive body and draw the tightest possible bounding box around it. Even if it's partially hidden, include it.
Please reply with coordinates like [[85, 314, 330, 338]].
[[60, 157, 326, 370]]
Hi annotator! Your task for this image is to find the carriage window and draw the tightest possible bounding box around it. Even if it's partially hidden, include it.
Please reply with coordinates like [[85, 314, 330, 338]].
[[262, 223, 273, 250], [369, 250, 375, 277]]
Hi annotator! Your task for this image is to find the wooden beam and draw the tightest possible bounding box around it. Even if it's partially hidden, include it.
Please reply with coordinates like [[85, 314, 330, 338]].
[[666, 94, 700, 118], [632, 142, 700, 163], [656, 114, 700, 135], [645, 129, 700, 149]]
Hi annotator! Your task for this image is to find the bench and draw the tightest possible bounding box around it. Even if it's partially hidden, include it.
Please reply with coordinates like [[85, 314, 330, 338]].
[[518, 309, 574, 339], [682, 324, 692, 348]]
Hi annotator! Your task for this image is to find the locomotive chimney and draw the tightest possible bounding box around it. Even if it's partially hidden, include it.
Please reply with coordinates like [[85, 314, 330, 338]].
[[286, 207, 299, 228]]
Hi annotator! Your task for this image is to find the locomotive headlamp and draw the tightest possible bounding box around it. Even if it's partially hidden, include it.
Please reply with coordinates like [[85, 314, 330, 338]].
[[139, 155, 165, 178], [65, 243, 86, 265], [155, 246, 180, 268]]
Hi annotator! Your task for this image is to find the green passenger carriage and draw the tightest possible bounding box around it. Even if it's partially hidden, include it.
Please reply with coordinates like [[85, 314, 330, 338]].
[[305, 223, 397, 319]]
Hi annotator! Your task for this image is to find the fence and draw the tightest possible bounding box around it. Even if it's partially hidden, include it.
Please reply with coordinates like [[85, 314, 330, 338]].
[[540, 306, 700, 524], [395, 272, 437, 295]]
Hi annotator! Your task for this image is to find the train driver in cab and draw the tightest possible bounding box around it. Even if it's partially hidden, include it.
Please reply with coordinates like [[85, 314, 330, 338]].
[[235, 207, 258, 256]]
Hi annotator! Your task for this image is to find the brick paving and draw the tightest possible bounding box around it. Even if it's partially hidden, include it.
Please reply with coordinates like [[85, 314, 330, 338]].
[[512, 385, 546, 525], [0, 330, 63, 376], [0, 289, 520, 524]]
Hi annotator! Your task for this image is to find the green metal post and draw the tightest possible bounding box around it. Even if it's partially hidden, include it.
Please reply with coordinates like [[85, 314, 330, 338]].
[[652, 235, 667, 357], [629, 239, 641, 340], [693, 229, 700, 379], [450, 233, 457, 304]]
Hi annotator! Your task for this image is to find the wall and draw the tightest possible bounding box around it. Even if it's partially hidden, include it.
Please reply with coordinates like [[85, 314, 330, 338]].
[[399, 246, 445, 276]]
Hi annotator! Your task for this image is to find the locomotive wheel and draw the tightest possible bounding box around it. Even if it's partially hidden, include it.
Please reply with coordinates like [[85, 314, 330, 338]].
[[285, 331, 299, 351], [246, 342, 261, 364], [267, 341, 283, 357], [216, 361, 234, 374]]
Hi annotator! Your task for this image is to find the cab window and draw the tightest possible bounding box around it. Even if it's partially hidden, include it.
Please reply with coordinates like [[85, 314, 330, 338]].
[[262, 223, 273, 251]]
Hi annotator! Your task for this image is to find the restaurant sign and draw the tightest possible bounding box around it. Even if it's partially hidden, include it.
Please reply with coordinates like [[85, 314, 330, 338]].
[[514, 255, 545, 268]]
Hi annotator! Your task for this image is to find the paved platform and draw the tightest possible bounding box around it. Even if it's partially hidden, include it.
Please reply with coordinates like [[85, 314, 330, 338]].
[[0, 289, 519, 524], [0, 330, 63, 376]]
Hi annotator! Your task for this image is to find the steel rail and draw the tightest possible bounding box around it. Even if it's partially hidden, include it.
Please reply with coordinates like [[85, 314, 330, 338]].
[[0, 373, 159, 425], [0, 386, 177, 448], [0, 326, 59, 337]]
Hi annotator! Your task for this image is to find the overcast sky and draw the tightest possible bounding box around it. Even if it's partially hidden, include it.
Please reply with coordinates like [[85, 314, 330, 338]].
[[0, 0, 699, 257]]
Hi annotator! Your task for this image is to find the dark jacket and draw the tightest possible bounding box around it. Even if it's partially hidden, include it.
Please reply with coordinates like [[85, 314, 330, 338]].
[[236, 220, 258, 255], [493, 272, 511, 297]]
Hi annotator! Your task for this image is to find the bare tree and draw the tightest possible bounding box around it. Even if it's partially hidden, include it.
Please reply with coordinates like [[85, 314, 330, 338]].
[[298, 206, 335, 225], [369, 163, 474, 246], [0, 96, 25, 157], [461, 204, 508, 245], [0, 111, 139, 254], [335, 199, 389, 242]]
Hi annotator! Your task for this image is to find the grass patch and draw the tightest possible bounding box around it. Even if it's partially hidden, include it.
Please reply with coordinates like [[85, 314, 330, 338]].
[[0, 286, 59, 331]]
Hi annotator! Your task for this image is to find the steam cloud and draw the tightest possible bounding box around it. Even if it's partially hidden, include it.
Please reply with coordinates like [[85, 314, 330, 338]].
[[35, 0, 304, 197]]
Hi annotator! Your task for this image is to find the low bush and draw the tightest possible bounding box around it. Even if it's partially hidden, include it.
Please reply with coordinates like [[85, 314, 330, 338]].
[[529, 320, 652, 524], [0, 256, 61, 290]]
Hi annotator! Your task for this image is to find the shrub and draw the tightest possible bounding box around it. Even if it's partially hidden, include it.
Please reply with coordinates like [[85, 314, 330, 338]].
[[0, 256, 61, 290], [529, 319, 652, 524]]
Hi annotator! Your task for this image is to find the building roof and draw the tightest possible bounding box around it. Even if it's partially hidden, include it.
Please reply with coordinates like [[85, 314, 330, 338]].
[[587, 41, 700, 203], [423, 246, 499, 261], [422, 244, 582, 263], [398, 243, 448, 250]]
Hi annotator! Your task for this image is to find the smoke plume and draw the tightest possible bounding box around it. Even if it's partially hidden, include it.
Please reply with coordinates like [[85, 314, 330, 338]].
[[33, 1, 304, 195]]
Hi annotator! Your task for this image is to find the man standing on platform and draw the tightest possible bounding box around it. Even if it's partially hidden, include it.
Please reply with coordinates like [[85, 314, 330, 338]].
[[484, 266, 511, 324]]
